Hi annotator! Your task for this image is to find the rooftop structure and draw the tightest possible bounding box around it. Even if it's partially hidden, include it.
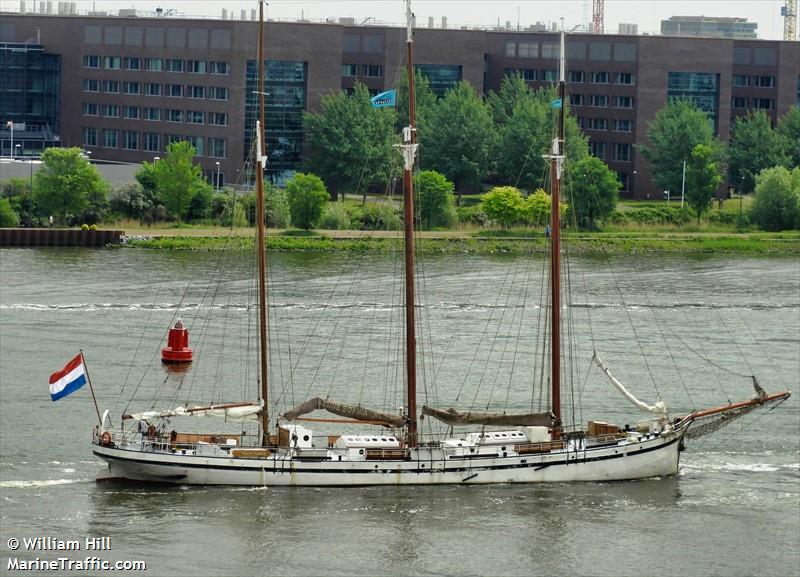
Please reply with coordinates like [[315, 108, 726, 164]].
[[661, 16, 758, 39]]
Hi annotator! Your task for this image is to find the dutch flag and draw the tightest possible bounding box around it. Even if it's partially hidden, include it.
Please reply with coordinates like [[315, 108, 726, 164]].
[[49, 353, 87, 401]]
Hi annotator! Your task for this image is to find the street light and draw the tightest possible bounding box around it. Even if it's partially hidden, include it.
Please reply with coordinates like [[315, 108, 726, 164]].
[[215, 161, 221, 190], [664, 190, 670, 207]]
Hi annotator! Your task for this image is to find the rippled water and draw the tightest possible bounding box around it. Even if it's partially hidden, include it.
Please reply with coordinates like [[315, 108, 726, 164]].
[[1, 247, 798, 577]]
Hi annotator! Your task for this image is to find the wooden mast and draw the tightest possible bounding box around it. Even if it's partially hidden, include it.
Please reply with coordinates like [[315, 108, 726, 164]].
[[401, 0, 419, 448], [549, 30, 566, 433], [255, 0, 270, 446]]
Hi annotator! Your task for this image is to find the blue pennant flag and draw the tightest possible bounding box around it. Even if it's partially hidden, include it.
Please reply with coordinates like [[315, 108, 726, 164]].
[[551, 98, 562, 109], [371, 89, 396, 108]]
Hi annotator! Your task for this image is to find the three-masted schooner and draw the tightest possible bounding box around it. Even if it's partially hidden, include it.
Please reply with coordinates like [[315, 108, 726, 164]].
[[92, 1, 790, 486]]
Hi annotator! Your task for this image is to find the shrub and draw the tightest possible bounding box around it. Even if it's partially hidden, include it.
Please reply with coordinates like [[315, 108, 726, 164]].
[[357, 203, 402, 230], [319, 202, 352, 230], [0, 198, 20, 228]]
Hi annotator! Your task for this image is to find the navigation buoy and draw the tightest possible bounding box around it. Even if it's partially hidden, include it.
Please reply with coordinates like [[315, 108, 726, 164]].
[[161, 318, 193, 363]]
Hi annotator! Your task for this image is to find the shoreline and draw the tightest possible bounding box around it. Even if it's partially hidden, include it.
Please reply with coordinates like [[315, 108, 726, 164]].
[[120, 230, 800, 254]]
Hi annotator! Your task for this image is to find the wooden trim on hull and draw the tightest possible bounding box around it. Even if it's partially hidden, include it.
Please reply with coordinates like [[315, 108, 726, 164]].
[[93, 432, 684, 486]]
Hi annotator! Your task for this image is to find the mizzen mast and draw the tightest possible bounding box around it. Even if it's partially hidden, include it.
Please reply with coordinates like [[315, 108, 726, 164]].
[[546, 30, 567, 433], [399, 0, 419, 448], [255, 0, 270, 446]]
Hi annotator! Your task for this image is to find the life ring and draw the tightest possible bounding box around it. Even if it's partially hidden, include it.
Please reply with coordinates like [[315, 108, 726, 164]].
[[99, 431, 112, 446]]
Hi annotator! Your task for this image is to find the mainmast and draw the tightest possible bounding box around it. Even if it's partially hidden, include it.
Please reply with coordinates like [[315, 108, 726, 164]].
[[255, 0, 270, 446], [400, 0, 419, 448], [548, 30, 567, 433]]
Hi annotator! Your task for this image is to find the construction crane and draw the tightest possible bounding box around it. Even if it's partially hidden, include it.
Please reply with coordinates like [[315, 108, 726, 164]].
[[782, 0, 797, 40], [593, 0, 604, 33]]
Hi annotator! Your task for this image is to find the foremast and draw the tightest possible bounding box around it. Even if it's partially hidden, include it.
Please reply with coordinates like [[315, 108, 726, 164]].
[[255, 0, 270, 446], [545, 30, 567, 435], [399, 0, 419, 448]]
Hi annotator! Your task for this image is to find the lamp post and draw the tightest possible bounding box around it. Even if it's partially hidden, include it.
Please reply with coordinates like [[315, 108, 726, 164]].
[[680, 160, 686, 209], [7, 120, 13, 159], [664, 190, 670, 207], [215, 161, 221, 191]]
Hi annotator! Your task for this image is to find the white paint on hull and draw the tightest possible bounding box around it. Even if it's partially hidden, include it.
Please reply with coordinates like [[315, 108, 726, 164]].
[[94, 429, 684, 486]]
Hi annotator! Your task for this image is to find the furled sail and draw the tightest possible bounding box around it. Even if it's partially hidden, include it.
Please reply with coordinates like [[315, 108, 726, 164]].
[[281, 397, 405, 428], [592, 352, 668, 416], [124, 401, 263, 422], [421, 406, 554, 427]]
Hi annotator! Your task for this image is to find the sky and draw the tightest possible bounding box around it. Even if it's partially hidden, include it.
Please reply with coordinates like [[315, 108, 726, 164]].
[[0, 0, 792, 40]]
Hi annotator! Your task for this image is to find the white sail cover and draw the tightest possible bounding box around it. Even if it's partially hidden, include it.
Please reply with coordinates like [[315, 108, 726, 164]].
[[592, 352, 667, 416], [127, 401, 263, 422]]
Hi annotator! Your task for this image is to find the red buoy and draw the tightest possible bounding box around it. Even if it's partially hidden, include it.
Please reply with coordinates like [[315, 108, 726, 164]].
[[162, 318, 193, 363]]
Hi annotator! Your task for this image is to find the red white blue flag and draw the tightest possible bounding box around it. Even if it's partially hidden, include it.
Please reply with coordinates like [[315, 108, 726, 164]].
[[49, 353, 87, 401]]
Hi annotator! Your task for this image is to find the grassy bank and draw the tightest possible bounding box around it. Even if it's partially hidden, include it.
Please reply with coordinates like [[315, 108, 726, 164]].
[[122, 229, 800, 254]]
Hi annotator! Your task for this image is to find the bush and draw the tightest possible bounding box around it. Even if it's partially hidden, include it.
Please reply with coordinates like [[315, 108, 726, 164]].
[[0, 198, 20, 227], [610, 206, 692, 227], [266, 185, 291, 228], [357, 203, 402, 230], [456, 203, 487, 227], [319, 202, 352, 230], [416, 170, 457, 229]]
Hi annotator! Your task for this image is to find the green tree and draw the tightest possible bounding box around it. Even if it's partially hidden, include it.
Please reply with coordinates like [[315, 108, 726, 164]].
[[481, 186, 525, 228], [304, 83, 395, 199], [750, 166, 800, 231], [522, 189, 553, 226], [729, 110, 789, 194], [685, 143, 723, 223], [415, 170, 457, 229], [286, 172, 329, 229], [265, 183, 291, 228], [32, 147, 107, 225], [640, 100, 724, 200], [395, 69, 437, 133], [151, 141, 206, 224], [777, 106, 800, 168], [1, 178, 31, 198], [568, 156, 620, 230], [486, 73, 532, 126], [421, 81, 494, 192], [0, 198, 19, 227]]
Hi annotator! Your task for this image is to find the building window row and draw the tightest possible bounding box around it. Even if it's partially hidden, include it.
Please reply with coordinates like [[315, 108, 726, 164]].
[[568, 94, 635, 109], [83, 56, 230, 74], [81, 104, 228, 125], [82, 81, 228, 100], [732, 75, 775, 88], [341, 64, 384, 78], [505, 40, 635, 62], [82, 127, 227, 157]]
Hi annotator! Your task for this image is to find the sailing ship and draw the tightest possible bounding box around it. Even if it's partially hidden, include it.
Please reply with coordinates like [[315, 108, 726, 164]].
[[92, 1, 790, 485]]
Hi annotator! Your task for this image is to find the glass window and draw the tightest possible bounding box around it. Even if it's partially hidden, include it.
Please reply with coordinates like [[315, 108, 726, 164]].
[[343, 34, 360, 53], [589, 140, 606, 158], [123, 81, 140, 95], [754, 98, 773, 110], [83, 55, 100, 68], [82, 79, 100, 92], [541, 42, 559, 59], [614, 72, 635, 85], [144, 83, 162, 96], [208, 112, 228, 126], [188, 85, 205, 98], [569, 93, 583, 106], [363, 65, 383, 78], [82, 103, 99, 116], [753, 76, 774, 88], [82, 127, 97, 146], [103, 129, 119, 148], [102, 104, 119, 118], [613, 43, 636, 62], [143, 132, 161, 152], [124, 57, 141, 70], [588, 118, 607, 130], [590, 94, 608, 107], [209, 86, 229, 100], [362, 35, 383, 54], [209, 61, 230, 75], [144, 58, 163, 71], [668, 72, 719, 131], [166, 59, 184, 72], [589, 42, 611, 61], [187, 111, 205, 124], [614, 96, 634, 108], [415, 64, 462, 96], [342, 64, 358, 77], [614, 143, 631, 161], [753, 47, 776, 66], [104, 56, 121, 69], [187, 60, 207, 74], [167, 84, 183, 97], [144, 107, 162, 121], [124, 106, 140, 119], [166, 109, 183, 122], [732, 75, 750, 87], [731, 97, 748, 109], [104, 80, 120, 93], [566, 41, 586, 60], [208, 137, 227, 158], [614, 119, 633, 132], [123, 131, 139, 150], [733, 47, 751, 65], [568, 71, 585, 83], [541, 69, 557, 82], [590, 71, 609, 84], [505, 42, 516, 57], [518, 42, 538, 58]]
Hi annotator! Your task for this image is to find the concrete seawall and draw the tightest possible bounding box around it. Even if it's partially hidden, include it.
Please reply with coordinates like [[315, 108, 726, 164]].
[[0, 229, 124, 247]]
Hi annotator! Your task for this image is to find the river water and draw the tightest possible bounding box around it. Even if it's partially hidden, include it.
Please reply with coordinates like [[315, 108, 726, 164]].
[[1, 247, 798, 577]]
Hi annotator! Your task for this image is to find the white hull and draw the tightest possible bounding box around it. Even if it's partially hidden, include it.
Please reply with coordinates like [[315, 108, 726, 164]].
[[94, 428, 685, 486]]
